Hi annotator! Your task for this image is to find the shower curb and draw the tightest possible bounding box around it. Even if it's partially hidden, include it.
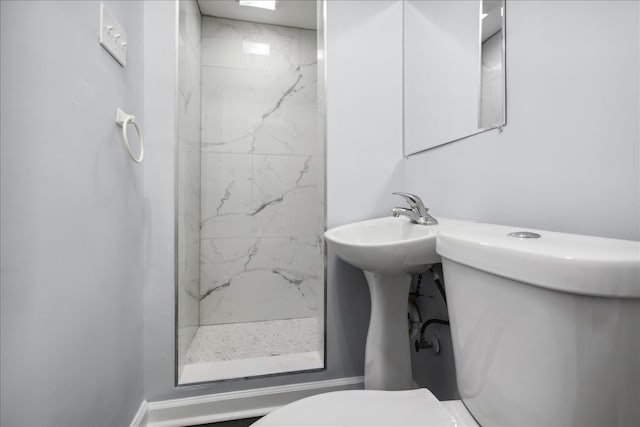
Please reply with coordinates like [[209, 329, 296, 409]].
[[140, 376, 364, 427]]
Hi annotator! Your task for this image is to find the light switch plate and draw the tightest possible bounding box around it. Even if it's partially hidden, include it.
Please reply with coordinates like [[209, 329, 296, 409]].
[[99, 3, 127, 66]]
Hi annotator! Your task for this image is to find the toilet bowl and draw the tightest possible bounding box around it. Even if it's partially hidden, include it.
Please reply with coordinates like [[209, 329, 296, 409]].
[[252, 388, 478, 426], [253, 223, 639, 426]]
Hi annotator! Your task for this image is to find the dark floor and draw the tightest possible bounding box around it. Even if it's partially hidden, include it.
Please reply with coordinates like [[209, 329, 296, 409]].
[[191, 417, 261, 427]]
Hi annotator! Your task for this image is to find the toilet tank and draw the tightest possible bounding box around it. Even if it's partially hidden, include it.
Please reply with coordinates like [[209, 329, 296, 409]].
[[436, 224, 640, 427]]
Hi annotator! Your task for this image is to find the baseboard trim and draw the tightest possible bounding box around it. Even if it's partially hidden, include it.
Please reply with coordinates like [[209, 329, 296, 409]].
[[145, 376, 364, 427], [130, 400, 149, 427]]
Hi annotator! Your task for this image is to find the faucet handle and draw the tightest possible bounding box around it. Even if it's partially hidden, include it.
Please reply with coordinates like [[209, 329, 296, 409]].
[[392, 192, 429, 216]]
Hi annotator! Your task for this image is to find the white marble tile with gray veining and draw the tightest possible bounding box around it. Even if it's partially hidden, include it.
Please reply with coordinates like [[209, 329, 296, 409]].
[[199, 236, 323, 324], [178, 19, 201, 153], [200, 153, 253, 238], [180, 0, 201, 53], [200, 236, 323, 288], [200, 153, 324, 238], [201, 67, 287, 154], [248, 62, 318, 156], [251, 154, 323, 237], [178, 58, 200, 151], [201, 16, 315, 72], [200, 268, 316, 325], [200, 15, 318, 156], [201, 65, 318, 155], [198, 16, 323, 327], [179, 32, 200, 99]]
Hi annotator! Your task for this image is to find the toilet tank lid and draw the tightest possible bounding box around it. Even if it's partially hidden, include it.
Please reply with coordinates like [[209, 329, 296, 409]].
[[436, 223, 640, 298]]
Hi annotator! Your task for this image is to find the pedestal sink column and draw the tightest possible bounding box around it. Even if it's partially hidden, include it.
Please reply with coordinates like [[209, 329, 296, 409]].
[[363, 271, 413, 390]]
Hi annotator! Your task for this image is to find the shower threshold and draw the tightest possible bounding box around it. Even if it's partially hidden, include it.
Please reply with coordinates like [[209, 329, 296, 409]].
[[179, 317, 322, 384]]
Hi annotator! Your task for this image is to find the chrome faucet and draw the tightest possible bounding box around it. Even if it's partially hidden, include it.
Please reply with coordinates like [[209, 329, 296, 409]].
[[391, 192, 438, 225]]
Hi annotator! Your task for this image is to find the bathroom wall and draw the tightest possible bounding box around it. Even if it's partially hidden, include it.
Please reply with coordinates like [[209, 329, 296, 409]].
[[198, 17, 323, 326], [177, 0, 202, 381], [404, 0, 640, 241], [143, 0, 400, 401], [326, 1, 406, 226], [0, 1, 145, 426]]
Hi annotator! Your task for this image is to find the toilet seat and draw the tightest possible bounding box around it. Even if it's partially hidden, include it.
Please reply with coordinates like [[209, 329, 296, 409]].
[[251, 388, 478, 426]]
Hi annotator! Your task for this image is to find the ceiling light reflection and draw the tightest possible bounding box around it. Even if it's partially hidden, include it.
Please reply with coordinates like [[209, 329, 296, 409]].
[[238, 0, 276, 11], [243, 41, 270, 56]]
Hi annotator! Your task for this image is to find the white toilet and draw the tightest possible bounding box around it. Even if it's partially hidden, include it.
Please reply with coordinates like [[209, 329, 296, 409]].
[[254, 223, 640, 426]]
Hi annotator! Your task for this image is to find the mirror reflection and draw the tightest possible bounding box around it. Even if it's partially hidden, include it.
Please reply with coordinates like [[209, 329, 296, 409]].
[[403, 0, 506, 155], [479, 0, 505, 129]]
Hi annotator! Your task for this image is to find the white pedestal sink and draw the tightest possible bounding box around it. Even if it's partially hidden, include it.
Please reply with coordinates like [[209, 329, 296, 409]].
[[325, 216, 470, 390]]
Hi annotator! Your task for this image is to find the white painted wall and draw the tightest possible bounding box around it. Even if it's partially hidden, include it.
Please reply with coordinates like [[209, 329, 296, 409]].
[[326, 1, 405, 226], [0, 1, 145, 425], [404, 0, 640, 241]]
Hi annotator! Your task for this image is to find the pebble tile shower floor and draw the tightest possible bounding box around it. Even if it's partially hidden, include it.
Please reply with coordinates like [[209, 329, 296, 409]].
[[186, 317, 318, 363]]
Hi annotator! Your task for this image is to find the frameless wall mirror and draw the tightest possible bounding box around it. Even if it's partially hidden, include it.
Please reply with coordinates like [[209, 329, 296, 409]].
[[403, 0, 506, 155], [175, 0, 326, 385]]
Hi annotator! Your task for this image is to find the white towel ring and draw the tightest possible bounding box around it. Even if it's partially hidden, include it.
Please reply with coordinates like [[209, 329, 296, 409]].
[[115, 108, 144, 163]]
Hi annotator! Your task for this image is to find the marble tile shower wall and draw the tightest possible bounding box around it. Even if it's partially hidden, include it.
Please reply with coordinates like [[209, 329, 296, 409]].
[[199, 17, 323, 326], [177, 0, 201, 374]]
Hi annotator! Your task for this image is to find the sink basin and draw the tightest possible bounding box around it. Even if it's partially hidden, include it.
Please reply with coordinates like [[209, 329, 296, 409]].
[[325, 216, 470, 274], [325, 215, 472, 391]]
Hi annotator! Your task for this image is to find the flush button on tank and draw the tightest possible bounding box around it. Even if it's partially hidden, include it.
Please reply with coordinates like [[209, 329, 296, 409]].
[[508, 231, 541, 239]]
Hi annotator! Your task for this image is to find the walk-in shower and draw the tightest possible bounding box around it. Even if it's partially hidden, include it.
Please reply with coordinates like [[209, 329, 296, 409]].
[[176, 0, 326, 384]]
